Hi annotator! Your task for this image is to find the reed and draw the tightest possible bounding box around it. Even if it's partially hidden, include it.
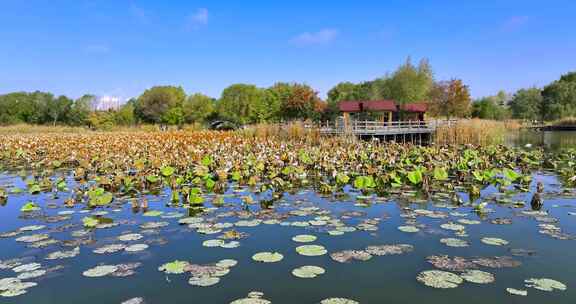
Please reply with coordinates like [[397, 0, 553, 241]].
[[434, 119, 509, 146]]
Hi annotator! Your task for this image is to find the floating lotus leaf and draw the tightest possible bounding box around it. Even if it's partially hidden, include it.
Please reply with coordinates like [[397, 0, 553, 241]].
[[19, 225, 45, 232], [472, 256, 521, 268], [398, 226, 419, 233], [291, 265, 326, 278], [230, 291, 271, 304], [330, 250, 372, 263], [83, 265, 118, 277], [292, 234, 317, 243], [20, 202, 40, 212], [125, 244, 149, 252], [506, 288, 528, 296], [417, 270, 463, 289], [427, 255, 477, 272], [295, 245, 327, 257], [0, 278, 37, 298], [252, 252, 284, 263], [179, 217, 204, 225], [320, 298, 359, 304], [203, 239, 225, 247], [235, 220, 261, 227], [220, 241, 240, 248], [12, 263, 41, 273], [440, 238, 469, 248], [158, 260, 189, 274], [327, 230, 345, 236], [15, 234, 49, 243], [524, 278, 567, 292], [82, 217, 98, 228], [94, 244, 126, 254], [481, 237, 509, 246], [188, 276, 220, 287], [118, 233, 143, 242], [143, 210, 163, 217], [17, 269, 46, 280], [122, 297, 145, 304], [457, 219, 481, 225], [460, 270, 495, 284], [365, 244, 414, 256], [216, 259, 238, 268], [46, 247, 80, 260], [440, 223, 466, 231]]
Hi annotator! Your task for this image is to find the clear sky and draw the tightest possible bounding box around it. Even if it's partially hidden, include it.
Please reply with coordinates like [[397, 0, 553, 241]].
[[1, 0, 575, 100]]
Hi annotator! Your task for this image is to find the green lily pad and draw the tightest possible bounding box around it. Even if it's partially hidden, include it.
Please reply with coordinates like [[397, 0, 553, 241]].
[[295, 245, 327, 256], [252, 252, 284, 263], [292, 234, 317, 243], [292, 265, 325, 278]]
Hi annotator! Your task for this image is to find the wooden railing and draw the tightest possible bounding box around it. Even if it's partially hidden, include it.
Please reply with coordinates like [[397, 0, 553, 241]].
[[318, 119, 458, 135]]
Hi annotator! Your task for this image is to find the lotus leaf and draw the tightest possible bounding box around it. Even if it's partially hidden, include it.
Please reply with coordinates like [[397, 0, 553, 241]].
[[524, 278, 567, 292], [252, 252, 284, 263], [83, 265, 119, 277], [292, 234, 317, 243], [158, 260, 189, 274], [295, 245, 327, 256], [417, 270, 463, 289], [460, 270, 495, 284]]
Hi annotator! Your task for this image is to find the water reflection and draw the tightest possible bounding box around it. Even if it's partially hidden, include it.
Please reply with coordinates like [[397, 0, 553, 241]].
[[507, 130, 576, 151]]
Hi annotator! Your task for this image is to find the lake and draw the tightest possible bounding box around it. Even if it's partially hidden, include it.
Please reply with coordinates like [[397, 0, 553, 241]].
[[1, 170, 575, 303]]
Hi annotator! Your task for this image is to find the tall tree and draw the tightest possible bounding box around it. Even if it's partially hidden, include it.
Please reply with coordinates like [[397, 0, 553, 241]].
[[541, 72, 576, 120], [183, 93, 215, 123], [68, 94, 95, 125], [430, 79, 471, 118], [45, 95, 72, 126], [508, 88, 542, 120], [135, 86, 186, 123], [218, 84, 265, 124], [380, 57, 434, 104]]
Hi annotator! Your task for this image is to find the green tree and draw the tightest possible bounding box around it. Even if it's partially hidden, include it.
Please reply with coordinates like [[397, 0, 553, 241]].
[[45, 95, 72, 126], [183, 93, 215, 123], [68, 94, 95, 125], [471, 97, 508, 120], [508, 88, 542, 120], [217, 84, 265, 124], [542, 72, 576, 120], [114, 100, 136, 126], [136, 86, 186, 123], [161, 107, 185, 125], [377, 57, 434, 104]]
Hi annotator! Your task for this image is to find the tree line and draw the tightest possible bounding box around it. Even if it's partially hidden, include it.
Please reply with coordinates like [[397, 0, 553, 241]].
[[472, 72, 576, 121], [1, 58, 574, 128]]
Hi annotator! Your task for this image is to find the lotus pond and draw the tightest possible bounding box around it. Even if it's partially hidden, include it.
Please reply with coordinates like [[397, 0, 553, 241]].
[[0, 131, 575, 303]]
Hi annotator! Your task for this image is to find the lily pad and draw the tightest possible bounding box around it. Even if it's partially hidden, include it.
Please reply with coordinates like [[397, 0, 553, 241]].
[[398, 226, 419, 233], [291, 265, 326, 278], [417, 270, 463, 289], [252, 252, 284, 263], [295, 245, 327, 257], [524, 278, 567, 292], [460, 270, 495, 284], [83, 265, 119, 277], [292, 234, 317, 243], [481, 237, 509, 246], [158, 260, 189, 274], [320, 298, 359, 304]]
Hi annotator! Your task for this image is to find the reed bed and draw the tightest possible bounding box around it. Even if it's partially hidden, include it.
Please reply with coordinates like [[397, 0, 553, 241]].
[[434, 119, 512, 146]]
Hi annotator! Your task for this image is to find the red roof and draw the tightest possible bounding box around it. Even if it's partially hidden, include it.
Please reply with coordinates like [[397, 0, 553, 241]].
[[339, 100, 396, 112], [400, 103, 428, 113], [339, 100, 427, 113]]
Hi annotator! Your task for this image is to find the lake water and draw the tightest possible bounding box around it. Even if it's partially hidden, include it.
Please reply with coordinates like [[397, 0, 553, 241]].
[[507, 130, 576, 151], [1, 169, 575, 303]]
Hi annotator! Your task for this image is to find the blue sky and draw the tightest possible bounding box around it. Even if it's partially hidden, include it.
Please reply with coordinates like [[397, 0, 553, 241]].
[[1, 0, 575, 100]]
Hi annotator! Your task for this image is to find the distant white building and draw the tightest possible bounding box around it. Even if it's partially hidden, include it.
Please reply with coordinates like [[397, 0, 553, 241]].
[[91, 96, 123, 111]]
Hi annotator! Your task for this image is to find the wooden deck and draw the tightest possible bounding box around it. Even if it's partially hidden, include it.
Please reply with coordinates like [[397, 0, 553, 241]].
[[318, 120, 455, 136]]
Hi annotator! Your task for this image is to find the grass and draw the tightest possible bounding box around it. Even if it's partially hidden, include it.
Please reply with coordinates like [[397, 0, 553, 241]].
[[434, 119, 515, 146]]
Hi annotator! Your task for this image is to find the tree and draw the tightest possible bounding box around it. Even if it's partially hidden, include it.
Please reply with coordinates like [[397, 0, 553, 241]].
[[377, 57, 434, 104], [136, 86, 186, 123], [471, 97, 508, 120], [45, 95, 72, 126], [429, 79, 471, 118], [280, 83, 324, 120], [161, 107, 185, 125], [217, 84, 265, 124], [183, 93, 215, 123], [508, 88, 542, 120], [68, 94, 95, 125], [114, 100, 136, 126], [541, 72, 576, 120]]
